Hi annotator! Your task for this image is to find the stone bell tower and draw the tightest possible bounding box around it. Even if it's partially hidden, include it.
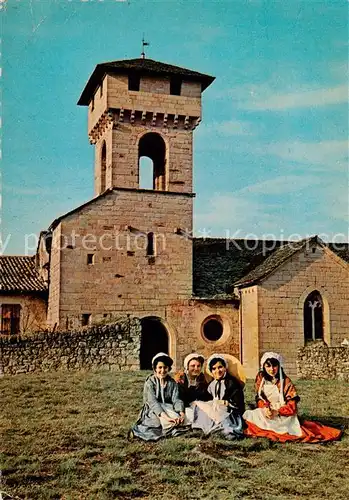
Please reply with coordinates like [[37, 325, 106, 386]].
[[77, 58, 214, 196]]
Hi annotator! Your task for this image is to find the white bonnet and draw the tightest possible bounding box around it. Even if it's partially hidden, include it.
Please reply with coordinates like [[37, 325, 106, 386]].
[[183, 352, 205, 370], [260, 352, 283, 369], [152, 352, 173, 368]]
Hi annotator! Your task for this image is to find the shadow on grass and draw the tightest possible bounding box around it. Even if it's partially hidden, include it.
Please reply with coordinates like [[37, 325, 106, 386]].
[[301, 415, 349, 429]]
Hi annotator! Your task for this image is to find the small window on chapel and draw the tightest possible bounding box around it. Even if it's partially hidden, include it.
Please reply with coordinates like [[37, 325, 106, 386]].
[[170, 77, 182, 96], [128, 73, 140, 91]]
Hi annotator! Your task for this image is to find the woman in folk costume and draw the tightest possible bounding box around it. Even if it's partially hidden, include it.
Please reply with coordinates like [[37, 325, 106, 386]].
[[192, 354, 245, 439], [243, 352, 343, 443], [173, 353, 210, 423], [129, 353, 190, 441]]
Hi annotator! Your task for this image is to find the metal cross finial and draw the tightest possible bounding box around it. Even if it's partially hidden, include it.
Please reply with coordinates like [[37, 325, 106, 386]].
[[141, 35, 149, 59]]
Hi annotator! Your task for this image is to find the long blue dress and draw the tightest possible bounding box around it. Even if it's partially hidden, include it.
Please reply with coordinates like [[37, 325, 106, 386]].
[[131, 374, 190, 441]]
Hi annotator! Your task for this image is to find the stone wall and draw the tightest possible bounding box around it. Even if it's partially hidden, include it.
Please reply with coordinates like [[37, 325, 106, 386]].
[[167, 299, 240, 369], [49, 188, 193, 330], [0, 317, 141, 376], [297, 342, 349, 381]]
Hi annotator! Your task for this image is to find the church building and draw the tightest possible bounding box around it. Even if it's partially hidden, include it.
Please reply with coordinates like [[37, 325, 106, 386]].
[[1, 57, 348, 377]]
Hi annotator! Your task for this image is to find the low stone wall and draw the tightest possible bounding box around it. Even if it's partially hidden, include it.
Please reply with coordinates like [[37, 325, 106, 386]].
[[0, 317, 141, 375], [297, 341, 349, 381]]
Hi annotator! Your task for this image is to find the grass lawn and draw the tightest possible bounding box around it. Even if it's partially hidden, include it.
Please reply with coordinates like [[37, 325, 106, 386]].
[[1, 371, 348, 500]]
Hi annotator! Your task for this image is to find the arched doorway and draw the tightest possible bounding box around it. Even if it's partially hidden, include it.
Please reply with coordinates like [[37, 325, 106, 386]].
[[304, 290, 324, 342], [140, 317, 169, 369]]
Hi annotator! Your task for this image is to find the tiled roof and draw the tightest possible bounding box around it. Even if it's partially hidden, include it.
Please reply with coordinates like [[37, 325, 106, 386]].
[[0, 256, 48, 293], [78, 58, 215, 105], [193, 237, 349, 296]]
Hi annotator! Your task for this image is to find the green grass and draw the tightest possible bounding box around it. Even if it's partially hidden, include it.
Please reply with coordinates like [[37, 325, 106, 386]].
[[1, 371, 348, 499]]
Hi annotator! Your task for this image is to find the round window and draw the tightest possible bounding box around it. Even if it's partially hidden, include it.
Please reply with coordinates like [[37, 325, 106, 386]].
[[202, 316, 223, 342]]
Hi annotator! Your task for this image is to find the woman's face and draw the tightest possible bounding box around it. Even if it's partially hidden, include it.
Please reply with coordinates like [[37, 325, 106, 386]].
[[211, 361, 226, 380], [264, 360, 279, 378], [154, 361, 169, 379], [187, 359, 202, 378]]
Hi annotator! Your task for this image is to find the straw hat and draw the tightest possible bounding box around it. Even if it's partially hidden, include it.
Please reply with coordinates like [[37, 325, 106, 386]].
[[206, 353, 246, 387]]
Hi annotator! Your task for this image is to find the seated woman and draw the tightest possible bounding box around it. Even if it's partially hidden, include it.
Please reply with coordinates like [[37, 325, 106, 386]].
[[243, 352, 343, 443], [130, 352, 190, 441], [173, 353, 210, 423], [192, 353, 245, 439]]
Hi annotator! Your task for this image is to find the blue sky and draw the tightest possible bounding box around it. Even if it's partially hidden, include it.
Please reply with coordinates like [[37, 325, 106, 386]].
[[1, 0, 348, 255]]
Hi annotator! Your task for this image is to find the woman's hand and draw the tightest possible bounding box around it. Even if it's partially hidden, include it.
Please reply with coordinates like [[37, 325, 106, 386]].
[[161, 412, 177, 423], [264, 407, 272, 419], [212, 399, 227, 411], [265, 407, 279, 420], [177, 412, 186, 425]]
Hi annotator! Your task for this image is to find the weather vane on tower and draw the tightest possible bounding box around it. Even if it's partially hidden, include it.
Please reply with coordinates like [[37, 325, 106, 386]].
[[141, 35, 150, 59]]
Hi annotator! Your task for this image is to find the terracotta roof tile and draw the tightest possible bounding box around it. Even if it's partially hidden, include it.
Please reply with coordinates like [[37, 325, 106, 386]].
[[0, 256, 48, 293]]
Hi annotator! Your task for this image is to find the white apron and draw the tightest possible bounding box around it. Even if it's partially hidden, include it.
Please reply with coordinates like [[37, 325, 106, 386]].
[[243, 381, 303, 437], [159, 403, 183, 430]]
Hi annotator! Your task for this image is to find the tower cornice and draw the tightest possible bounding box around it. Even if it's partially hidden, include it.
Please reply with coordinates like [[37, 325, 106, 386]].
[[88, 107, 201, 144]]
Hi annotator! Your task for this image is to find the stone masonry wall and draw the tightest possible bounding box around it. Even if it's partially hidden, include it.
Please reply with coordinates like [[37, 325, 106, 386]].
[[0, 317, 141, 376], [91, 73, 201, 195], [297, 342, 349, 381], [88, 74, 201, 132], [47, 225, 61, 327], [48, 189, 192, 330], [167, 300, 240, 369], [106, 125, 194, 193]]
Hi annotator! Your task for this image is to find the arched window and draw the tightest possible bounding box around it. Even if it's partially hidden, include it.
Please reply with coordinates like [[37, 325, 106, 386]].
[[100, 141, 106, 193], [304, 290, 324, 342], [138, 133, 166, 190]]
